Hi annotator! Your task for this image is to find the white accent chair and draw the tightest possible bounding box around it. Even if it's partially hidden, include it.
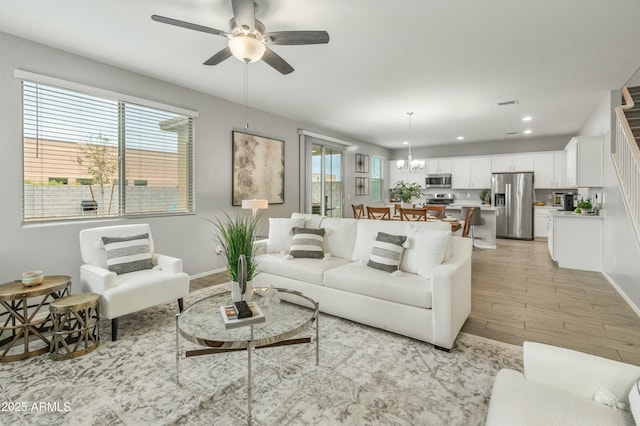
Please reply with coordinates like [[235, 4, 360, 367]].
[[487, 342, 640, 425], [79, 224, 190, 341]]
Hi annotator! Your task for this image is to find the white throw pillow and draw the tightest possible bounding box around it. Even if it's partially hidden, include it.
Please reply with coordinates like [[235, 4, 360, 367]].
[[290, 212, 323, 229], [267, 217, 305, 253], [401, 225, 451, 278]]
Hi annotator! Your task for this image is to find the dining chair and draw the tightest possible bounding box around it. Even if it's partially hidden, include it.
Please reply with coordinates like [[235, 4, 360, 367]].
[[424, 204, 446, 219], [462, 207, 474, 238], [366, 206, 391, 220], [399, 207, 427, 221], [352, 204, 365, 219]]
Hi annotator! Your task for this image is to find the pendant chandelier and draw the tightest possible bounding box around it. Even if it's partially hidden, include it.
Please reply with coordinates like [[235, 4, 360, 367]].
[[396, 112, 425, 173]]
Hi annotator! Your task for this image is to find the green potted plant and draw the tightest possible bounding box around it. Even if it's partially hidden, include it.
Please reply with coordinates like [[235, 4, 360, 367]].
[[391, 181, 423, 206], [576, 197, 592, 215], [209, 212, 260, 301], [480, 189, 491, 205]]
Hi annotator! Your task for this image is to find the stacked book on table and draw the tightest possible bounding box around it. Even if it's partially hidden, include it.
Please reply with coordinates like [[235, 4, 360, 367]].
[[219, 301, 265, 329]]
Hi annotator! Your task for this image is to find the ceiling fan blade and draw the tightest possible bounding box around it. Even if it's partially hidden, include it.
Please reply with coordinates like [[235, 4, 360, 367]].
[[264, 31, 330, 45], [231, 0, 256, 33], [151, 15, 229, 37], [203, 47, 233, 65], [262, 47, 294, 75]]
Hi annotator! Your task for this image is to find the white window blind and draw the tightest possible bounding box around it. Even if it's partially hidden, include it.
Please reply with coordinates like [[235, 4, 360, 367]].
[[22, 80, 195, 223]]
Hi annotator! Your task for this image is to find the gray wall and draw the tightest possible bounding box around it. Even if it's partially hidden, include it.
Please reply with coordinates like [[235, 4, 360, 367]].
[[580, 90, 640, 313], [390, 135, 572, 160], [0, 31, 372, 285]]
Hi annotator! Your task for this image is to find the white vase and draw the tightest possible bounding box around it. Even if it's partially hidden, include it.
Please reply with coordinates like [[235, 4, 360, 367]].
[[231, 280, 253, 302], [401, 202, 413, 208]]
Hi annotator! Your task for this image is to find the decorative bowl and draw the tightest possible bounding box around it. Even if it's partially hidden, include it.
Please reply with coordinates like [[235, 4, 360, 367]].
[[22, 271, 43, 286]]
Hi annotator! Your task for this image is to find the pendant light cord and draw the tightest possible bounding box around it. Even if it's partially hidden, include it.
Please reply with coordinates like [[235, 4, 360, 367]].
[[244, 61, 249, 131]]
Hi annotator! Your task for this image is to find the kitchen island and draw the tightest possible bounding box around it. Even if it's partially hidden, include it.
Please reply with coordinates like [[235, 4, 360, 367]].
[[548, 209, 603, 272], [446, 203, 496, 249]]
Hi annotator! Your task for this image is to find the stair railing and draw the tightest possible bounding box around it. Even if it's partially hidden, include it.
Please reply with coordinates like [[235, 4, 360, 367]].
[[613, 86, 640, 243]]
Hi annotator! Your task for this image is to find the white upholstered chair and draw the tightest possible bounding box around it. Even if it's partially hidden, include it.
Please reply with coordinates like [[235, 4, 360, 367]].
[[79, 224, 189, 341]]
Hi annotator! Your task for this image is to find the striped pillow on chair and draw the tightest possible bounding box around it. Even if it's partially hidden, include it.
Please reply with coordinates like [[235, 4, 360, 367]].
[[102, 233, 153, 274]]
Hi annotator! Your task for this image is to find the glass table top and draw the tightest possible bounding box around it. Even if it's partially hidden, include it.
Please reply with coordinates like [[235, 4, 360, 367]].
[[178, 288, 318, 349]]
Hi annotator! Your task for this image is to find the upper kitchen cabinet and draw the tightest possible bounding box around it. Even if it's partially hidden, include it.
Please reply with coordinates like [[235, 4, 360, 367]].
[[425, 158, 452, 174], [533, 151, 568, 188], [491, 153, 535, 173], [452, 157, 491, 189], [565, 136, 603, 187]]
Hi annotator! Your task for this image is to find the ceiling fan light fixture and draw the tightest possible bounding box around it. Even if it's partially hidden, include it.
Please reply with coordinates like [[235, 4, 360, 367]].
[[229, 35, 265, 63]]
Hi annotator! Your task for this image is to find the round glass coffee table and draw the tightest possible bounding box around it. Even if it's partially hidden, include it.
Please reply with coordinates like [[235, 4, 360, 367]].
[[176, 287, 319, 425]]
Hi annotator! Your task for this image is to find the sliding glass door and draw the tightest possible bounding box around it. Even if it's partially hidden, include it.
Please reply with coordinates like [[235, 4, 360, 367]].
[[308, 143, 344, 217]]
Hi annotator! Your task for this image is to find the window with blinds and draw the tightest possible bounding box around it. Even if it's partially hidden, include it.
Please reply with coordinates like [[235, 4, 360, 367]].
[[22, 80, 195, 223], [371, 156, 384, 202]]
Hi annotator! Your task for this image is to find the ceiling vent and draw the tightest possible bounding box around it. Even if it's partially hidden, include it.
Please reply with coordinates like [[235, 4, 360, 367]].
[[505, 132, 518, 135], [497, 100, 519, 106]]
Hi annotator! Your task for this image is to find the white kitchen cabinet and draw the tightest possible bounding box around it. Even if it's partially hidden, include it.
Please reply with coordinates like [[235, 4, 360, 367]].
[[533, 151, 568, 188], [387, 163, 405, 189], [491, 154, 534, 173], [452, 157, 491, 189], [406, 166, 425, 186], [565, 136, 603, 187], [549, 212, 602, 272], [534, 208, 553, 238], [425, 158, 452, 174]]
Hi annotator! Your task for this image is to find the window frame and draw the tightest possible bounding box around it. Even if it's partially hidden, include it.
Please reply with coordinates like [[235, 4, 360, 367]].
[[371, 155, 384, 202], [18, 70, 198, 224]]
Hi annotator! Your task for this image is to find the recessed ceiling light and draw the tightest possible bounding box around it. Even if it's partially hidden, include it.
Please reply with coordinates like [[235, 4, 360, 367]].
[[402, 141, 409, 145], [457, 136, 464, 141], [523, 129, 532, 134], [522, 116, 533, 121]]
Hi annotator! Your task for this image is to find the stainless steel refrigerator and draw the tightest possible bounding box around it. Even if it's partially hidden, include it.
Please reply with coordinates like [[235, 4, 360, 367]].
[[491, 172, 534, 240]]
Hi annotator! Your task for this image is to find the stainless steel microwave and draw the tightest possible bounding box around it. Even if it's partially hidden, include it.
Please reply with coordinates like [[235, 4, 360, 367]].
[[425, 174, 452, 188]]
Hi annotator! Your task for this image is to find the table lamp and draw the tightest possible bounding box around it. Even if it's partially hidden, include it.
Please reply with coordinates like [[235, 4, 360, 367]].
[[242, 199, 268, 217]]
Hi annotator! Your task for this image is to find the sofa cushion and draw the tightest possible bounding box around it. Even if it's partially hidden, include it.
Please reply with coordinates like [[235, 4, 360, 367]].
[[401, 225, 451, 278], [367, 232, 407, 272], [290, 227, 325, 258], [267, 217, 305, 253], [486, 369, 634, 426], [291, 212, 323, 228], [321, 217, 358, 259], [323, 262, 432, 309], [102, 233, 153, 275], [256, 253, 351, 286], [630, 379, 640, 424]]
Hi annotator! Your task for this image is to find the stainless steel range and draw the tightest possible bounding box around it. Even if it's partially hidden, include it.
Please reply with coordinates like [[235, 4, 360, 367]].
[[425, 193, 455, 205]]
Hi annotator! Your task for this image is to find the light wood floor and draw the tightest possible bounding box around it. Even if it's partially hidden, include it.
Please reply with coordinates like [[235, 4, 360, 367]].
[[190, 240, 640, 365], [462, 238, 640, 365]]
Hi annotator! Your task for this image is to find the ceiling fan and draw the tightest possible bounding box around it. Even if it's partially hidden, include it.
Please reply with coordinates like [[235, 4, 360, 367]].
[[151, 0, 329, 75]]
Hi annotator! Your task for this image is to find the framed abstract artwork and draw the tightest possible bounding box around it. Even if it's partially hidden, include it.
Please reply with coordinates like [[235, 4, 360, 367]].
[[232, 131, 285, 206]]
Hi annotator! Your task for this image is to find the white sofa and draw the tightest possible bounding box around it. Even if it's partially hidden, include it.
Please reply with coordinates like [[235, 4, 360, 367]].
[[254, 215, 472, 350], [487, 342, 640, 425]]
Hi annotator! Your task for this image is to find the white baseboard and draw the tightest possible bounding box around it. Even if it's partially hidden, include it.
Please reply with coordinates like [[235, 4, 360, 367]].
[[189, 267, 227, 280], [602, 271, 640, 317]]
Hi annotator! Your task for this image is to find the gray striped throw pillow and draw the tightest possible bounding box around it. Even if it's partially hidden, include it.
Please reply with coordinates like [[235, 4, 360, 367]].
[[290, 227, 325, 258], [102, 233, 153, 274], [367, 232, 407, 272]]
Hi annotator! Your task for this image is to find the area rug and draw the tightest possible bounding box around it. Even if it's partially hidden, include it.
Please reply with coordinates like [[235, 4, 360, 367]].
[[0, 285, 523, 426]]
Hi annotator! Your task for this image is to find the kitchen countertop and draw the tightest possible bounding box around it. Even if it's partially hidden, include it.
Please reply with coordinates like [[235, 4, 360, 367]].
[[447, 203, 496, 211], [534, 205, 561, 210], [550, 210, 602, 219]]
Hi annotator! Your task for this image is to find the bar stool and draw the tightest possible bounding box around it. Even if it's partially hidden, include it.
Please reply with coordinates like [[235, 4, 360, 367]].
[[49, 293, 100, 360]]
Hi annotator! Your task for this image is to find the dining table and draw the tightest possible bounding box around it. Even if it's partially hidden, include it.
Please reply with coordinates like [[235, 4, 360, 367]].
[[387, 214, 463, 232]]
